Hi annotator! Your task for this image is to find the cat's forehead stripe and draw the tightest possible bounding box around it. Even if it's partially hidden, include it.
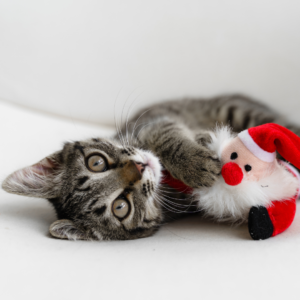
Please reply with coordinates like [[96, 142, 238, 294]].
[[74, 142, 85, 155]]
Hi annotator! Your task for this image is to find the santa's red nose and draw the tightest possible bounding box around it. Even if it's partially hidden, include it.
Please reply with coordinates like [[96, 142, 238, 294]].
[[221, 162, 243, 186]]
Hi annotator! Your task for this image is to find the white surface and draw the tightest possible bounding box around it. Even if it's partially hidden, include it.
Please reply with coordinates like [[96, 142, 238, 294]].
[[1, 1, 300, 126], [1, 102, 300, 300]]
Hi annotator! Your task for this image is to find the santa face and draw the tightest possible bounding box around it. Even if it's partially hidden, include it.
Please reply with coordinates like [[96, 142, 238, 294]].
[[221, 137, 275, 184]]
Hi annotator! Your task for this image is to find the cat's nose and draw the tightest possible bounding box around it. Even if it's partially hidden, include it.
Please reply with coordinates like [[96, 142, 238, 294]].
[[121, 160, 144, 182], [134, 162, 147, 175]]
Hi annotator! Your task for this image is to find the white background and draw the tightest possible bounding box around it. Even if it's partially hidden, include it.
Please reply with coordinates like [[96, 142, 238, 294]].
[[1, 2, 300, 299], [1, 0, 300, 125]]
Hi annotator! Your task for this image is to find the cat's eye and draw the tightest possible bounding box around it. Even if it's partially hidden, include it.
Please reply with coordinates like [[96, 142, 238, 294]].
[[230, 152, 238, 160], [112, 198, 130, 219], [86, 154, 107, 172], [245, 164, 252, 172]]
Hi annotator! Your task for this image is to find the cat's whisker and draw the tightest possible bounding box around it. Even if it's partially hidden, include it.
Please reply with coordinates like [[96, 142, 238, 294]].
[[130, 108, 154, 143], [156, 191, 198, 209], [157, 185, 192, 195], [121, 88, 142, 146], [157, 187, 193, 198], [154, 190, 204, 213], [153, 192, 195, 213], [120, 92, 130, 146], [118, 120, 127, 147], [159, 191, 194, 203], [152, 194, 184, 214], [156, 191, 196, 205], [113, 88, 126, 147], [158, 197, 196, 208], [124, 89, 145, 145]]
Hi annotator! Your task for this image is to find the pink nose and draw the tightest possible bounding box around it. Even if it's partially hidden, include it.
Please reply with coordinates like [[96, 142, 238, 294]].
[[134, 162, 146, 174], [221, 162, 243, 186]]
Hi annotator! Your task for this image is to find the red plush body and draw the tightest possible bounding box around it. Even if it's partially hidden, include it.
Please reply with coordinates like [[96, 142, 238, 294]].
[[268, 198, 296, 237]]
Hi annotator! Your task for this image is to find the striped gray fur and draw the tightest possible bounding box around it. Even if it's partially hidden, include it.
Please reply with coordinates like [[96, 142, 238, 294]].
[[2, 94, 300, 240], [123, 94, 296, 189]]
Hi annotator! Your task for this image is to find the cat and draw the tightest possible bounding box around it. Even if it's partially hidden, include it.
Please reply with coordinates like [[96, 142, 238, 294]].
[[2, 94, 300, 240]]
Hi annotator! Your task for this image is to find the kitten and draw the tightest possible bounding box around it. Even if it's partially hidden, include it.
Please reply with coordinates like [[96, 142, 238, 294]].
[[2, 94, 300, 240]]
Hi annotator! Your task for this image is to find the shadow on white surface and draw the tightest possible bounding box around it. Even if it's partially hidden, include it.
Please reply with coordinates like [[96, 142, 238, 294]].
[[0, 195, 55, 236]]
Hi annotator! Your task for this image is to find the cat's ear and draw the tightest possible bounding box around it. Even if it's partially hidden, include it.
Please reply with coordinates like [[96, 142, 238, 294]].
[[2, 151, 64, 198], [49, 220, 88, 240]]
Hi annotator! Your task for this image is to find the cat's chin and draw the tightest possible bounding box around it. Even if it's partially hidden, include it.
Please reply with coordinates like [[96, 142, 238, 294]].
[[142, 151, 162, 185]]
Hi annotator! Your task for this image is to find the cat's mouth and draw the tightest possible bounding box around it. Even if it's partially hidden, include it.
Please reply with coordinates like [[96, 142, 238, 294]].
[[142, 152, 162, 185]]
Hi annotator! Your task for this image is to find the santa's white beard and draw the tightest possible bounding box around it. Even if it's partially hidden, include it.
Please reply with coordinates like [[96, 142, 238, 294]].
[[193, 127, 299, 223]]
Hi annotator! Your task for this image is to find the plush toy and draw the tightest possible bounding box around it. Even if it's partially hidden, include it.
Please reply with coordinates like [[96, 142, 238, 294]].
[[162, 123, 300, 240]]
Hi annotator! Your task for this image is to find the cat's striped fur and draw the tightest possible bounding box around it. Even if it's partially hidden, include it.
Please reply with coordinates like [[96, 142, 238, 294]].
[[3, 94, 300, 240], [126, 94, 299, 189]]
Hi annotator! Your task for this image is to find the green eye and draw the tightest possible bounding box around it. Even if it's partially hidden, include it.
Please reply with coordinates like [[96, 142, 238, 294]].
[[112, 198, 130, 219], [87, 155, 107, 172]]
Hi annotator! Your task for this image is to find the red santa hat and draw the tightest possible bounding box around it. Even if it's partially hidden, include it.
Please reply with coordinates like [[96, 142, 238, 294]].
[[238, 123, 300, 169]]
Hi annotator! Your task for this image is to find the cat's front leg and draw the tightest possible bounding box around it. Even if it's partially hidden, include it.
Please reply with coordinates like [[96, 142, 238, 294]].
[[138, 118, 221, 188]]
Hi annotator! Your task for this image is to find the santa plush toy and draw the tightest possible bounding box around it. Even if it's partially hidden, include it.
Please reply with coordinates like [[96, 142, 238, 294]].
[[162, 123, 300, 240]]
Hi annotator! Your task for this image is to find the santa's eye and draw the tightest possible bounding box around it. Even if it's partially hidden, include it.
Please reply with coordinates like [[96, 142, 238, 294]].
[[230, 152, 238, 160], [245, 165, 252, 172]]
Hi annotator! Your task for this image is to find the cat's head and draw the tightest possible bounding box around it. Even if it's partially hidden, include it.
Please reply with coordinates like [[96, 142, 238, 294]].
[[2, 137, 163, 240]]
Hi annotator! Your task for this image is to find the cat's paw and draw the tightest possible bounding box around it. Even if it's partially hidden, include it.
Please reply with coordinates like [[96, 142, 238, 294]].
[[167, 146, 221, 189], [248, 206, 274, 240]]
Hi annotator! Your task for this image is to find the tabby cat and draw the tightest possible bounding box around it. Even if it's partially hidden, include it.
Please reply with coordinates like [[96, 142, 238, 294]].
[[2, 94, 300, 240]]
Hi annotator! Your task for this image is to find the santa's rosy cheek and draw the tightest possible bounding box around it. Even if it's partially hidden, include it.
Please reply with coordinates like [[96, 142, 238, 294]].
[[245, 172, 259, 182]]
